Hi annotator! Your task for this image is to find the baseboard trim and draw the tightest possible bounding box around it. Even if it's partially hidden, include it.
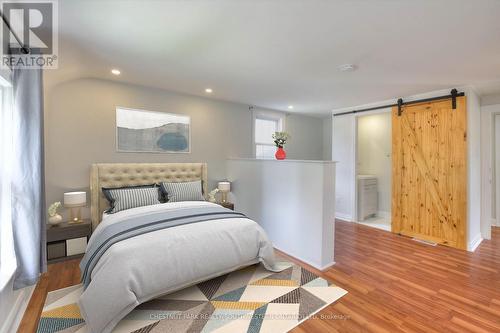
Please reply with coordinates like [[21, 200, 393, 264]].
[[335, 213, 352, 222], [317, 261, 336, 271], [467, 234, 483, 252], [377, 210, 391, 219], [273, 246, 335, 272], [0, 285, 35, 333]]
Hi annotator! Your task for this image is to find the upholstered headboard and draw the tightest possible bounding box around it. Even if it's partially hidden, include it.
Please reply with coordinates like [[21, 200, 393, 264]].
[[90, 163, 208, 230]]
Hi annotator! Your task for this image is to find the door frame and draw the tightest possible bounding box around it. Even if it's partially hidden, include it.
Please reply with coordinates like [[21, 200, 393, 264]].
[[496, 115, 500, 229], [480, 105, 500, 240]]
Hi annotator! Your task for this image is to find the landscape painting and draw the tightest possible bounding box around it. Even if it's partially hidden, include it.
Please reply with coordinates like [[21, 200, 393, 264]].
[[116, 107, 190, 153]]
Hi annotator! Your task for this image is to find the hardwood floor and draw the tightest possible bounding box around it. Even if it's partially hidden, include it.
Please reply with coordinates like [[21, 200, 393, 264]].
[[290, 223, 500, 333], [19, 222, 500, 333], [17, 258, 81, 333]]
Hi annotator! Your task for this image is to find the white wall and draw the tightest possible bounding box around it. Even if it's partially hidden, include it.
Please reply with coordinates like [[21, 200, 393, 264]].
[[357, 112, 392, 215], [0, 278, 34, 333], [44, 78, 325, 220], [0, 279, 21, 332], [481, 94, 500, 106], [467, 89, 483, 250], [227, 159, 336, 269], [332, 114, 355, 220], [285, 113, 325, 160], [322, 116, 332, 161]]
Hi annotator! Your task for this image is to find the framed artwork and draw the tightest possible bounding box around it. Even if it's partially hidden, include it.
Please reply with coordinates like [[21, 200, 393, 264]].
[[116, 107, 191, 153]]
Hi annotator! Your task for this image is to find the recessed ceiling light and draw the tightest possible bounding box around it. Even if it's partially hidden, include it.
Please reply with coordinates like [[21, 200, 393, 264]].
[[205, 88, 213, 93], [288, 105, 294, 110], [337, 64, 356, 72], [111, 69, 121, 75]]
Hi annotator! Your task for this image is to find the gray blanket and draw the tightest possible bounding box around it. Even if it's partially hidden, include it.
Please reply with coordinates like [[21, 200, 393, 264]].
[[80, 205, 245, 288]]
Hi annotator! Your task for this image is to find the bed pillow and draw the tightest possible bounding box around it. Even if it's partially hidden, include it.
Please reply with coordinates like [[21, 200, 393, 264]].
[[102, 184, 161, 214], [160, 180, 205, 202]]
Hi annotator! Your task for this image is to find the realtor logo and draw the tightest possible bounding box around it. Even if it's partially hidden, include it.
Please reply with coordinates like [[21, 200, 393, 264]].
[[1, 0, 58, 69]]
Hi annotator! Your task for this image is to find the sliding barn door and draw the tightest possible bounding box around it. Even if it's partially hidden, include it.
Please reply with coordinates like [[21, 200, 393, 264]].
[[392, 97, 467, 249]]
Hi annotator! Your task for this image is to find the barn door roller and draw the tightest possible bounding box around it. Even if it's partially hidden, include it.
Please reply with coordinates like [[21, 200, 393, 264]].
[[450, 88, 458, 110], [397, 98, 404, 116]]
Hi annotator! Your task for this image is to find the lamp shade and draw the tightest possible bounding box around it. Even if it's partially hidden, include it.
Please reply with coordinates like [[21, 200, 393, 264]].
[[64, 191, 86, 207], [218, 181, 231, 192]]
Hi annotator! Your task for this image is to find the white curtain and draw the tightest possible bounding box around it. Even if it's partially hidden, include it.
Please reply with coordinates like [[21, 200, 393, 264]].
[[11, 67, 47, 289], [0, 79, 16, 291]]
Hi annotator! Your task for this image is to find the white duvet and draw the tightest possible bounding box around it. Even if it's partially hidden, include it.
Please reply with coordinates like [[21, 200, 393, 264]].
[[78, 201, 278, 333]]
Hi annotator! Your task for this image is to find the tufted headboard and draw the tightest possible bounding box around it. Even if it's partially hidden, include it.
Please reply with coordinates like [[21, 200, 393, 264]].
[[90, 163, 208, 230]]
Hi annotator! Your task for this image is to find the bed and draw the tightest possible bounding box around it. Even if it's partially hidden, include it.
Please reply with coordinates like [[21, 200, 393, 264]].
[[79, 163, 279, 333]]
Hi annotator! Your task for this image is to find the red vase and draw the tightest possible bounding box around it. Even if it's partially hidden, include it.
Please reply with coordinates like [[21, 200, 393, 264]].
[[275, 147, 286, 160]]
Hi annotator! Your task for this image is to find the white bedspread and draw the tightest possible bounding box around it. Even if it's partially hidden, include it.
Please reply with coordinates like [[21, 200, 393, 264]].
[[78, 201, 278, 333]]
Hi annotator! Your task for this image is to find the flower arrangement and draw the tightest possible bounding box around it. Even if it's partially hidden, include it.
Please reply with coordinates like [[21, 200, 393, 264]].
[[208, 188, 220, 203], [48, 201, 62, 217], [272, 131, 290, 148]]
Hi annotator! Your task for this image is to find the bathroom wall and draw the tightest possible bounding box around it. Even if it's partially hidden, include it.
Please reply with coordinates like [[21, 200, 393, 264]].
[[357, 112, 392, 216]]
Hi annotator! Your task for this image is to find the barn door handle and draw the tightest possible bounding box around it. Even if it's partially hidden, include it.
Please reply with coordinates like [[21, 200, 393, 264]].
[[451, 89, 458, 110], [397, 98, 404, 116]]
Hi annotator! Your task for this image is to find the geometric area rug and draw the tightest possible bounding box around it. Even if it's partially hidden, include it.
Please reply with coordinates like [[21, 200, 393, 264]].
[[36, 262, 347, 333]]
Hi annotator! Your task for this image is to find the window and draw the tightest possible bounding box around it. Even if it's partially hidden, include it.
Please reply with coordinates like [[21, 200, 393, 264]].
[[253, 111, 285, 159], [0, 74, 15, 290]]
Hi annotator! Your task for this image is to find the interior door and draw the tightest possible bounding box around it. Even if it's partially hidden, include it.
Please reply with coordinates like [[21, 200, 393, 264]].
[[392, 97, 467, 249]]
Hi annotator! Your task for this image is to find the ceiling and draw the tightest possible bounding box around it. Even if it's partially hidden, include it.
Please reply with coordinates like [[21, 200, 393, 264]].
[[46, 0, 500, 114]]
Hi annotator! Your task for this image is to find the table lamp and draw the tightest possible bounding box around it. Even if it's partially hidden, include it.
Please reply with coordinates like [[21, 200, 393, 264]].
[[64, 191, 86, 223], [218, 181, 231, 203]]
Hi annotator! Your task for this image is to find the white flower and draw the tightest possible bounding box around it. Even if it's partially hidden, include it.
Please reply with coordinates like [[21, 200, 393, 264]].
[[208, 188, 220, 202], [48, 201, 62, 217], [272, 131, 291, 148]]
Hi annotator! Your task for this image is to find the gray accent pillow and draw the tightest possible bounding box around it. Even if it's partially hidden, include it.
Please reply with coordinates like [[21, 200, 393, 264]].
[[102, 185, 161, 214], [160, 180, 205, 202]]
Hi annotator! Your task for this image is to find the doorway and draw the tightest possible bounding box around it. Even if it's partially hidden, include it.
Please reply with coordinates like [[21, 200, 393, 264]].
[[355, 112, 392, 231]]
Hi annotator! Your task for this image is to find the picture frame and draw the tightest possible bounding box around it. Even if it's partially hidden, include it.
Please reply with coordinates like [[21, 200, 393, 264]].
[[116, 107, 191, 153]]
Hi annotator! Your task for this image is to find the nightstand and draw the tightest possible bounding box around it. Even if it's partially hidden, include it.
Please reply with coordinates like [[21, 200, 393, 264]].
[[218, 202, 234, 210], [46, 219, 91, 263]]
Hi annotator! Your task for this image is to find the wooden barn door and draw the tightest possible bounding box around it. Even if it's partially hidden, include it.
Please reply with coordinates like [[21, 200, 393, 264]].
[[392, 96, 467, 249]]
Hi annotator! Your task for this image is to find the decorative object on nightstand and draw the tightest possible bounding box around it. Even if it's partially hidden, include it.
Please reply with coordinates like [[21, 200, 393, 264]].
[[47, 201, 63, 226], [272, 131, 290, 160], [218, 181, 231, 203], [46, 219, 91, 263], [219, 202, 235, 211], [208, 188, 220, 203], [64, 191, 86, 224]]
